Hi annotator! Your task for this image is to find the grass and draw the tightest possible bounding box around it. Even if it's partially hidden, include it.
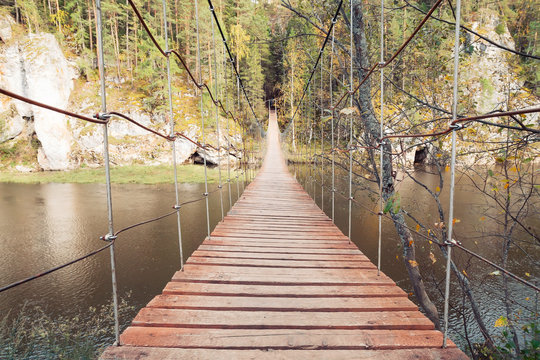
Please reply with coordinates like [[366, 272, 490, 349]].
[[1, 295, 135, 359], [0, 164, 222, 185]]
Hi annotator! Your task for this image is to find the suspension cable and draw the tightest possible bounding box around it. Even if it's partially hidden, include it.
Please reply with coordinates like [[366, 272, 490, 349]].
[[95, 0, 119, 345], [377, 0, 385, 276], [330, 24, 336, 223], [207, 0, 263, 132], [283, 0, 344, 136], [211, 14, 225, 221]]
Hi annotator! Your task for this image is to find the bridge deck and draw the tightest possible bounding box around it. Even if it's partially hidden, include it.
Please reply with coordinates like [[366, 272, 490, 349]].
[[101, 112, 467, 359]]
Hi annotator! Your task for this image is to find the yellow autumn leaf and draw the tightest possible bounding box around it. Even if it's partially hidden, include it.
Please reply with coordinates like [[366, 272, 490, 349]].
[[525, 297, 530, 301], [445, 165, 450, 172], [429, 252, 436, 264], [525, 272, 530, 277], [452, 218, 461, 225], [436, 153, 442, 158], [494, 316, 508, 328], [427, 229, 431, 236], [429, 240, 433, 245], [409, 260, 418, 267], [415, 224, 420, 232], [479, 216, 486, 221], [435, 186, 441, 192], [504, 183, 509, 189], [462, 269, 468, 277]]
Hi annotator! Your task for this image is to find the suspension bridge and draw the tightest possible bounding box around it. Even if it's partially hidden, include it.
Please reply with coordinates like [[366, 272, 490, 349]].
[[100, 111, 467, 359], [0, 0, 538, 357]]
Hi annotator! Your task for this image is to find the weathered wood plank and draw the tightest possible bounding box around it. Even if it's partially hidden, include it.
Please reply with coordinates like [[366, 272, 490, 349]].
[[162, 282, 408, 298], [101, 347, 469, 360], [147, 294, 418, 312], [118, 328, 457, 349]]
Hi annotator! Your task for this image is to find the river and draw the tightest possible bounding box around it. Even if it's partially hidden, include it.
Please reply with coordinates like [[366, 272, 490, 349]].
[[0, 163, 538, 356]]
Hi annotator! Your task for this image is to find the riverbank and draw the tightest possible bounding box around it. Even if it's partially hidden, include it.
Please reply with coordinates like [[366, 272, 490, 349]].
[[0, 164, 225, 184]]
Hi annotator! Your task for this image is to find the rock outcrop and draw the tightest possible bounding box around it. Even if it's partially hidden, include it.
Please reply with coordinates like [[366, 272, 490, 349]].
[[0, 15, 76, 170]]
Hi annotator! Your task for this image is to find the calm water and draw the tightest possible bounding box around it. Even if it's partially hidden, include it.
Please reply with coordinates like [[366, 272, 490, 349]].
[[0, 162, 538, 354], [0, 179, 245, 326]]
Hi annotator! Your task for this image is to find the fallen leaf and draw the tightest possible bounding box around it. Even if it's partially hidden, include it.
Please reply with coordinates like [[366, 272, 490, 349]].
[[408, 240, 414, 247], [429, 252, 436, 264], [489, 270, 501, 276], [525, 272, 530, 277], [435, 186, 441, 192], [415, 224, 420, 232], [462, 269, 468, 277], [452, 218, 461, 225], [445, 165, 450, 172], [525, 297, 530, 301], [494, 316, 508, 328], [408, 260, 418, 267]]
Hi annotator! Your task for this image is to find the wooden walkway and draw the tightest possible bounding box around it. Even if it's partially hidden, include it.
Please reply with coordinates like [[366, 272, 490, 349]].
[[102, 112, 467, 359]]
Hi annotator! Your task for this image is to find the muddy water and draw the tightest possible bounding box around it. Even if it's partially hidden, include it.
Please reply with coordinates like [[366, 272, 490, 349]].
[[0, 181, 242, 321]]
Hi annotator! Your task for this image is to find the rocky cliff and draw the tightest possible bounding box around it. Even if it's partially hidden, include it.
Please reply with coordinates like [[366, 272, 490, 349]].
[[0, 14, 239, 172]]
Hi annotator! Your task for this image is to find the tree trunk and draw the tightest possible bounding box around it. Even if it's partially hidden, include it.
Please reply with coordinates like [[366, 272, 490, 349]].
[[88, 0, 93, 52], [351, 0, 441, 329]]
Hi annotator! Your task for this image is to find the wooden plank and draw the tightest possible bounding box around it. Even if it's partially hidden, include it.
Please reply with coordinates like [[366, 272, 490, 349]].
[[162, 282, 408, 298], [147, 294, 418, 312], [191, 250, 370, 261], [101, 347, 469, 360], [131, 308, 434, 330], [118, 328, 456, 349], [186, 257, 376, 269], [197, 244, 364, 255]]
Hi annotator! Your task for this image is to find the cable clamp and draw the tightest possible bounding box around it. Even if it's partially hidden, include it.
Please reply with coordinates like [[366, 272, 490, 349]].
[[164, 50, 172, 56], [378, 61, 385, 67], [444, 238, 459, 247], [94, 112, 111, 121], [226, 178, 231, 182], [209, 5, 214, 11], [377, 212, 383, 216], [172, 204, 181, 210], [218, 185, 223, 189], [349, 196, 354, 201], [332, 17, 337, 24], [449, 122, 463, 130], [203, 192, 209, 197], [101, 233, 117, 242]]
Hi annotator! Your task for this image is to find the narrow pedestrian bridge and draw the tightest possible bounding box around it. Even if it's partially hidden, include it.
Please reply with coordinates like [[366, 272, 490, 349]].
[[102, 111, 467, 359]]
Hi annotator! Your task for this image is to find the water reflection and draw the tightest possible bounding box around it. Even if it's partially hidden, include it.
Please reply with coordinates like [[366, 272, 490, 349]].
[[0, 180, 243, 320]]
